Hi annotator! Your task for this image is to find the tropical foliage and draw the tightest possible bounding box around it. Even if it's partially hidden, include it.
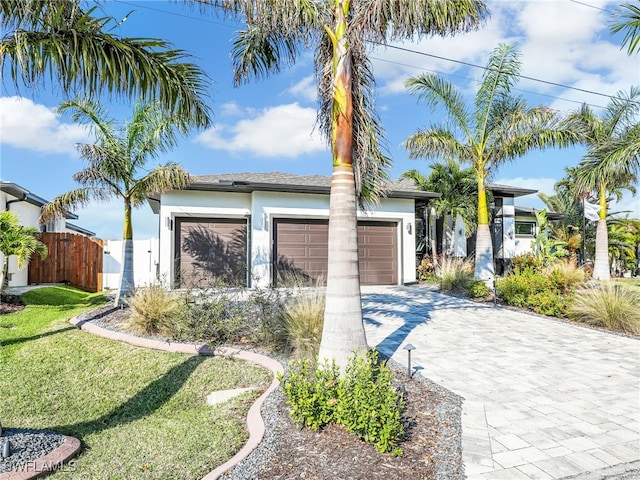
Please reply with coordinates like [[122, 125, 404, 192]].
[[404, 44, 578, 285], [611, 2, 640, 55], [0, 210, 47, 292], [569, 283, 640, 334], [194, 0, 489, 370], [0, 0, 211, 125], [402, 159, 476, 257], [562, 86, 640, 280], [40, 98, 193, 306]]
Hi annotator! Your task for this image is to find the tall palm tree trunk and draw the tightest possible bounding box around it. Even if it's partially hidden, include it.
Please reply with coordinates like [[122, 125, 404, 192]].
[[115, 201, 136, 306], [474, 175, 494, 285], [593, 185, 610, 280], [318, 166, 367, 370], [318, 0, 367, 371]]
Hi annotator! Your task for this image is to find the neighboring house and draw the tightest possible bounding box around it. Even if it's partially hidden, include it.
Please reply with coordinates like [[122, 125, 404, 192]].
[[419, 183, 563, 274], [1, 181, 96, 287], [149, 172, 438, 288]]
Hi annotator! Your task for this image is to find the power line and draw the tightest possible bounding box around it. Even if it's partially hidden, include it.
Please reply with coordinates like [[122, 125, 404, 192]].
[[112, 0, 636, 107]]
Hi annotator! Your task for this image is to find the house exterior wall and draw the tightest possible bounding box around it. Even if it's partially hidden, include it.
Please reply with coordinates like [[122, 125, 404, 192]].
[[514, 214, 539, 257], [502, 198, 517, 259], [158, 189, 416, 288]]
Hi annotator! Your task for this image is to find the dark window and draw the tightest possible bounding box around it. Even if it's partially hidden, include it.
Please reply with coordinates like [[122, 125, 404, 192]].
[[515, 222, 535, 236]]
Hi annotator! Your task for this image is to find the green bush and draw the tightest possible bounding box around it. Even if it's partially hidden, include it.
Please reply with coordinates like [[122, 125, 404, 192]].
[[496, 270, 571, 318], [569, 284, 640, 334], [510, 253, 542, 274], [438, 257, 474, 293], [467, 280, 492, 298], [416, 257, 437, 282], [127, 284, 179, 335], [280, 350, 405, 455]]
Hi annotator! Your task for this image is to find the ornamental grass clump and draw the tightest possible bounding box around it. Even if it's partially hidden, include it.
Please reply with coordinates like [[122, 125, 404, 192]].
[[547, 260, 586, 293], [127, 284, 178, 335], [438, 257, 473, 293], [569, 284, 640, 334], [278, 284, 325, 361]]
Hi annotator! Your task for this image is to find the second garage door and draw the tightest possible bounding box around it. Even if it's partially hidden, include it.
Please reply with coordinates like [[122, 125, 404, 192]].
[[273, 219, 398, 285]]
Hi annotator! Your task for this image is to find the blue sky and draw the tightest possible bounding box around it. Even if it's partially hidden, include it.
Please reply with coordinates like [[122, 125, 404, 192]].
[[1, 0, 638, 239]]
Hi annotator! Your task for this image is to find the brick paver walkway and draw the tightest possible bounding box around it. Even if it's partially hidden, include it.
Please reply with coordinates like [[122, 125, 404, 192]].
[[361, 285, 640, 480]]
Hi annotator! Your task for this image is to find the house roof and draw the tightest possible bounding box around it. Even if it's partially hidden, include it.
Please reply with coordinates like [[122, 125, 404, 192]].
[[515, 206, 564, 221], [148, 171, 440, 213], [487, 183, 538, 198], [66, 222, 96, 237], [191, 172, 440, 199], [1, 181, 78, 220]]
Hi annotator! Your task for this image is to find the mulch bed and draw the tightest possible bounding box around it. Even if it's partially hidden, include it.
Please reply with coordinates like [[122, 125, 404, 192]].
[[0, 294, 25, 315]]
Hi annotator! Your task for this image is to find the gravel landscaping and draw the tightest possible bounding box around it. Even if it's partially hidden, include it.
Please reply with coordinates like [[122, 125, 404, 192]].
[[0, 428, 65, 473]]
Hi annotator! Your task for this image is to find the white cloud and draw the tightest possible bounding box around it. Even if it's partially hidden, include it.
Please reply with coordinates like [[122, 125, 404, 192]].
[[195, 103, 327, 158], [0, 96, 89, 154], [220, 102, 245, 117], [289, 76, 317, 102]]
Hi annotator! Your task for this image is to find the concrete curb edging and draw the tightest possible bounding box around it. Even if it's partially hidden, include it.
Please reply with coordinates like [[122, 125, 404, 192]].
[[69, 313, 284, 480], [0, 436, 81, 480]]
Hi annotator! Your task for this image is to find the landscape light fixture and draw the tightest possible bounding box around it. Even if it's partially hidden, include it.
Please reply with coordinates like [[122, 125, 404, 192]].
[[403, 343, 416, 378], [2, 440, 10, 458]]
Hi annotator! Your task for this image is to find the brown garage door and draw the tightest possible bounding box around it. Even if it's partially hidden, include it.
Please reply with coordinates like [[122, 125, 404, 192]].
[[175, 217, 248, 287], [273, 219, 397, 286]]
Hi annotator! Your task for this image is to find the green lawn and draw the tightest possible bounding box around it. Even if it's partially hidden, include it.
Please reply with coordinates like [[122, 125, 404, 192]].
[[0, 287, 271, 479]]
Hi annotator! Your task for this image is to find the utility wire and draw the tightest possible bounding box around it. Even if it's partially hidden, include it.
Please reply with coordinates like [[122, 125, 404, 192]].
[[113, 0, 637, 107]]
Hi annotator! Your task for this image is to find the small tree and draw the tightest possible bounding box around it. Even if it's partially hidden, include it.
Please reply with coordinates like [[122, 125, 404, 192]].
[[0, 211, 47, 292]]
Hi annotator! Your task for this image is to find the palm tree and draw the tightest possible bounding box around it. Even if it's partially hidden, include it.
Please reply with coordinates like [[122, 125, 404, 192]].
[[193, 0, 489, 370], [404, 44, 578, 285], [611, 2, 640, 55], [0, 211, 48, 292], [40, 98, 192, 306], [0, 0, 211, 126], [562, 87, 640, 281], [402, 159, 476, 258]]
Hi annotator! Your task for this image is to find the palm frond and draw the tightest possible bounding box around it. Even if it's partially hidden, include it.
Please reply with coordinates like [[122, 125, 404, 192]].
[[1, 1, 211, 126], [404, 126, 469, 162], [129, 163, 192, 206], [610, 2, 640, 55], [39, 187, 112, 223]]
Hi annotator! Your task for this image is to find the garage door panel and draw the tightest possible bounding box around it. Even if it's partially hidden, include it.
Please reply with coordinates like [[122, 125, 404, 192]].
[[274, 219, 397, 286], [176, 218, 247, 287]]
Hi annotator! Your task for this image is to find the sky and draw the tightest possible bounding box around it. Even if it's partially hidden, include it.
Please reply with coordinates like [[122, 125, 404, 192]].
[[1, 0, 639, 240]]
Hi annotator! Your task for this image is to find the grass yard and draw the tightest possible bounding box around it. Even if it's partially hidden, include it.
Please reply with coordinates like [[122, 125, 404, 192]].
[[0, 287, 271, 479]]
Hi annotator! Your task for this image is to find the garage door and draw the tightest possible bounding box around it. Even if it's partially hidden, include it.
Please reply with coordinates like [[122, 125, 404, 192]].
[[175, 217, 248, 287], [273, 219, 397, 285]]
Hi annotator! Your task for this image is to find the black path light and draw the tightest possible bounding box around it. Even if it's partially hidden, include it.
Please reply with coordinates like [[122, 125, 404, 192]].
[[403, 343, 416, 378]]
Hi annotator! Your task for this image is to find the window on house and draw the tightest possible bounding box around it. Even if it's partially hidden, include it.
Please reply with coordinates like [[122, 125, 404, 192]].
[[515, 222, 535, 236]]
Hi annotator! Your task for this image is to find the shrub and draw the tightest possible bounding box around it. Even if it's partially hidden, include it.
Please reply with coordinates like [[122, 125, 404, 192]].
[[438, 257, 473, 293], [280, 350, 405, 455], [127, 284, 178, 335], [416, 257, 437, 282], [467, 280, 492, 298], [496, 270, 570, 317], [510, 253, 541, 274], [278, 285, 325, 361], [528, 291, 570, 318], [569, 284, 640, 334]]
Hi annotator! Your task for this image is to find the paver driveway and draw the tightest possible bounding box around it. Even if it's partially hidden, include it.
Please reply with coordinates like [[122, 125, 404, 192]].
[[361, 285, 640, 480]]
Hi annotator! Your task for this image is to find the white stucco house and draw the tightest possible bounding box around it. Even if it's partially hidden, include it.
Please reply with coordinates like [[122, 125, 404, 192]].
[[1, 181, 96, 287], [149, 172, 438, 288]]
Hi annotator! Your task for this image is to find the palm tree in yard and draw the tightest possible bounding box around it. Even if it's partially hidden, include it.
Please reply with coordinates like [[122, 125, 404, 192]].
[[193, 0, 488, 370], [404, 44, 578, 286], [0, 0, 211, 126], [40, 99, 192, 306], [562, 87, 640, 281], [0, 211, 47, 293], [402, 159, 476, 258]]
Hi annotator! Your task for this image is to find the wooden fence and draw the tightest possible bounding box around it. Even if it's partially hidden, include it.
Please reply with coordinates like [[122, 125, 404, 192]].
[[29, 232, 103, 293]]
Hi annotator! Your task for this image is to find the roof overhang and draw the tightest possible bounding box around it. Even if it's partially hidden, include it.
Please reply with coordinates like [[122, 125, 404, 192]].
[[488, 183, 537, 198], [1, 181, 78, 219]]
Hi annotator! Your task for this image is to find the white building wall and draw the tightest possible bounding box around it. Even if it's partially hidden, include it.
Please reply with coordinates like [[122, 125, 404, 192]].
[[502, 198, 517, 259], [158, 189, 416, 288], [513, 215, 538, 257]]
